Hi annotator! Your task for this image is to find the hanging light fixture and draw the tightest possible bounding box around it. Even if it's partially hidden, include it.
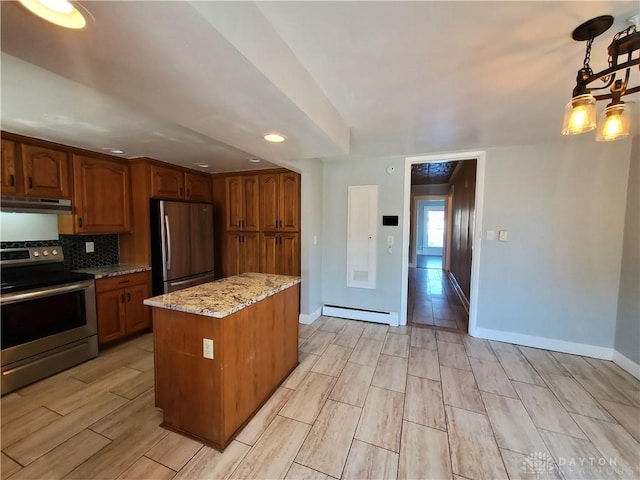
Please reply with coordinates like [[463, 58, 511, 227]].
[[562, 14, 640, 141], [19, 0, 86, 29]]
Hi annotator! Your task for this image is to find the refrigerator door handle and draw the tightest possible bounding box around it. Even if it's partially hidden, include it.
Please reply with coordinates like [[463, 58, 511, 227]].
[[164, 215, 172, 271]]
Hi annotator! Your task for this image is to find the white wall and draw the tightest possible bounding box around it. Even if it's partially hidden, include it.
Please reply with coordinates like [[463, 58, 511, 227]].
[[475, 138, 632, 350], [0, 212, 59, 241], [299, 159, 324, 320], [322, 156, 405, 314], [615, 135, 639, 366]]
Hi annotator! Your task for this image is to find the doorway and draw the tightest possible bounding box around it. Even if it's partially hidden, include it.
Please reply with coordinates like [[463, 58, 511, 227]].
[[416, 199, 445, 270], [400, 150, 486, 335]]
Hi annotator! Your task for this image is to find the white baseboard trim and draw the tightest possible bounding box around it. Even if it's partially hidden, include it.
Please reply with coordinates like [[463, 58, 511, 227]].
[[299, 307, 322, 325], [322, 305, 399, 326], [612, 350, 640, 380], [471, 326, 614, 360]]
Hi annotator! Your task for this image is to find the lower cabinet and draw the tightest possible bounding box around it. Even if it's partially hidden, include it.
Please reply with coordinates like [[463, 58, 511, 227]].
[[224, 232, 259, 276], [260, 232, 300, 276], [96, 271, 151, 345]]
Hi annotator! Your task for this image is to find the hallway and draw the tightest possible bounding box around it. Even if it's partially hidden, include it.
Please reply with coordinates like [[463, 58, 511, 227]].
[[408, 261, 468, 332]]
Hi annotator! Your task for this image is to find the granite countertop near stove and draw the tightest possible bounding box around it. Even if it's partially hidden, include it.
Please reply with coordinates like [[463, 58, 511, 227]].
[[76, 264, 152, 279], [143, 272, 302, 318]]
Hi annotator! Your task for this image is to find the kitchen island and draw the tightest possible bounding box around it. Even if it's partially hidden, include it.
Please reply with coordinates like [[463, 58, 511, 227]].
[[144, 272, 301, 451]]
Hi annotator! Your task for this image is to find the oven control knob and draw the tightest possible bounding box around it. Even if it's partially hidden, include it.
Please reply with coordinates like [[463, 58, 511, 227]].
[[52, 249, 59, 256], [33, 251, 40, 257], [43, 250, 49, 256]]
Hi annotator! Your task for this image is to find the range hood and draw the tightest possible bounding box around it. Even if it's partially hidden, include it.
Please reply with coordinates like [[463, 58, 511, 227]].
[[1, 196, 72, 215]]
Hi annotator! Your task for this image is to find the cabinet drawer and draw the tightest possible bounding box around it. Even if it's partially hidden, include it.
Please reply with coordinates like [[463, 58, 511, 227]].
[[96, 271, 150, 293]]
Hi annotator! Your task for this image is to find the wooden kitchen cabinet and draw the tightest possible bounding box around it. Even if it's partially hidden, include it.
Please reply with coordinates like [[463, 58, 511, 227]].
[[96, 271, 151, 345], [225, 175, 259, 231], [0, 140, 71, 199], [260, 172, 299, 232], [59, 154, 131, 234], [150, 164, 212, 202], [1, 139, 17, 194], [224, 231, 259, 277], [260, 232, 300, 276]]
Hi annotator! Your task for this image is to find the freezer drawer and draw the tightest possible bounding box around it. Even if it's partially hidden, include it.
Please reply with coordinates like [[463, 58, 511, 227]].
[[163, 272, 215, 293]]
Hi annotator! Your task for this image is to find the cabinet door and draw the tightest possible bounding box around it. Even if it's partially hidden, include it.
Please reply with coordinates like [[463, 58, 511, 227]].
[[185, 173, 212, 203], [241, 232, 260, 273], [260, 233, 279, 274], [279, 173, 300, 232], [259, 173, 279, 231], [1, 139, 17, 194], [280, 233, 300, 276], [224, 232, 242, 276], [20, 144, 70, 198], [97, 289, 127, 345], [151, 165, 184, 199], [72, 155, 131, 234], [242, 175, 260, 231], [225, 176, 243, 230], [125, 282, 151, 334]]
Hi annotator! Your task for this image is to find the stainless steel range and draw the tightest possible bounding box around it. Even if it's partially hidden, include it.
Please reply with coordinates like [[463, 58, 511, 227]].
[[1, 245, 98, 394]]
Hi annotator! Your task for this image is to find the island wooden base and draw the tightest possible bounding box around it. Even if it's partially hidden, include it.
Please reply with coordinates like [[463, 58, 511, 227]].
[[152, 284, 299, 451]]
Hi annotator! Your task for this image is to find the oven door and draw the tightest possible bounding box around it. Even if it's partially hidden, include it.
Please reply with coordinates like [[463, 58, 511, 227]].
[[1, 280, 97, 366]]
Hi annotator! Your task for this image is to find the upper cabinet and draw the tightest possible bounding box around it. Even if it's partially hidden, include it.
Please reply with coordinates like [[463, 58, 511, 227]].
[[225, 175, 259, 231], [59, 154, 131, 234], [0, 138, 71, 199], [260, 172, 300, 232], [1, 139, 17, 194], [150, 164, 212, 202]]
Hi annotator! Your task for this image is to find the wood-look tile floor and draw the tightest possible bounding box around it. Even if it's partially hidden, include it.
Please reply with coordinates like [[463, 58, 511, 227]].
[[2, 318, 639, 480], [408, 267, 468, 332]]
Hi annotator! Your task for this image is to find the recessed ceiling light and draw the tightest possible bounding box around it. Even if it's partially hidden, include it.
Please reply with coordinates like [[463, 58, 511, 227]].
[[264, 133, 286, 143], [102, 148, 125, 155], [248, 157, 262, 163], [19, 0, 87, 29], [195, 163, 209, 168]]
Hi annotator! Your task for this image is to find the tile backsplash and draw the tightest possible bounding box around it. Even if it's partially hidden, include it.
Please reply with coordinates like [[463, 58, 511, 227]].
[[59, 235, 119, 270]]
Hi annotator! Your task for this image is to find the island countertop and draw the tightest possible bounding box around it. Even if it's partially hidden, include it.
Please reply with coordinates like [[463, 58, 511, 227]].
[[143, 272, 301, 318]]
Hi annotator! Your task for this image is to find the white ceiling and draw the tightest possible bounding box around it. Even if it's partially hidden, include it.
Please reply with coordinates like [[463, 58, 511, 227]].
[[1, 1, 638, 173]]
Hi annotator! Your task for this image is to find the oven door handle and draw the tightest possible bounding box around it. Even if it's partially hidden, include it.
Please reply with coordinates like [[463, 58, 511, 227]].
[[0, 281, 94, 305]]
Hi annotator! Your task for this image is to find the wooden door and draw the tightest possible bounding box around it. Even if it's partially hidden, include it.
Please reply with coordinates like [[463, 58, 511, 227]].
[[260, 232, 279, 274], [259, 173, 279, 231], [1, 139, 17, 194], [225, 176, 243, 230], [279, 173, 300, 232], [224, 232, 242, 276], [97, 289, 127, 345], [151, 164, 184, 199], [241, 232, 260, 273], [20, 144, 70, 198], [185, 173, 212, 202], [242, 175, 260, 231], [72, 155, 131, 234], [279, 233, 300, 276], [125, 282, 151, 333]]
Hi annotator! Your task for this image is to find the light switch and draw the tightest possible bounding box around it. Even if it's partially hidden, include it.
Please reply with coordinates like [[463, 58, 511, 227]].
[[85, 242, 95, 253], [498, 230, 508, 241], [486, 230, 495, 241], [203, 338, 214, 359]]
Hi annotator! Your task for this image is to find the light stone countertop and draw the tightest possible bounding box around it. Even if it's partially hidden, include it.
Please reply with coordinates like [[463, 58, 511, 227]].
[[143, 272, 302, 318], [76, 264, 151, 279]]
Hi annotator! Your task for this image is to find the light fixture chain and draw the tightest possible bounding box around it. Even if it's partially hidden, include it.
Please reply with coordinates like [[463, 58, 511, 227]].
[[583, 38, 593, 69]]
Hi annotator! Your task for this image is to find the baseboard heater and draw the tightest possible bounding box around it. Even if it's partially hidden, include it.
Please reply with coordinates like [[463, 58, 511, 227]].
[[322, 305, 399, 326]]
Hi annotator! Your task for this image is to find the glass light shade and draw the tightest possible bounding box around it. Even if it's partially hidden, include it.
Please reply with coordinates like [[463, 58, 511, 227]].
[[19, 0, 86, 29], [596, 103, 631, 142], [562, 94, 597, 135]]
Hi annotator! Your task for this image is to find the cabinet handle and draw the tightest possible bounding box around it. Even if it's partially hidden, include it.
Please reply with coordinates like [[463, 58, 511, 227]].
[[121, 293, 125, 304], [242, 219, 246, 228], [78, 218, 83, 228], [118, 280, 130, 284], [238, 220, 241, 227], [9, 174, 14, 187], [179, 187, 184, 196], [28, 177, 33, 189], [186, 189, 190, 198], [127, 292, 131, 302]]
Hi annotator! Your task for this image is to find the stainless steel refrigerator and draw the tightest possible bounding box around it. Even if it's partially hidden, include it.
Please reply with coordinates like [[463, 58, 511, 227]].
[[150, 200, 215, 295]]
